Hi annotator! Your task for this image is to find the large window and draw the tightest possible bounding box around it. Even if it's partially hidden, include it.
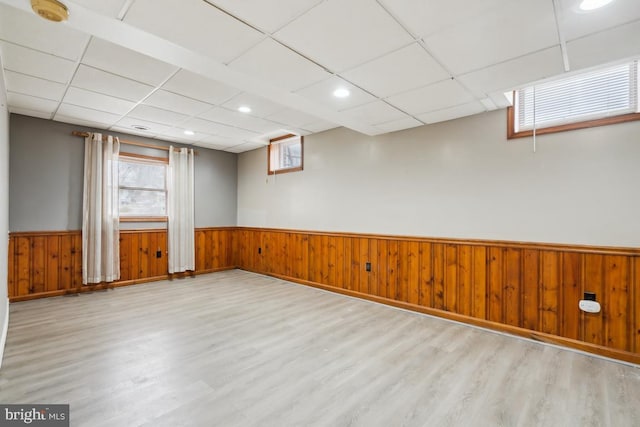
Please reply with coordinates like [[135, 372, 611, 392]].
[[118, 154, 167, 221], [268, 134, 303, 175], [508, 60, 639, 138]]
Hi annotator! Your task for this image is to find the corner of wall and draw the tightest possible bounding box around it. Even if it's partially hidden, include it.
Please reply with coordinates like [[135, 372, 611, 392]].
[[0, 299, 8, 369], [0, 51, 10, 369]]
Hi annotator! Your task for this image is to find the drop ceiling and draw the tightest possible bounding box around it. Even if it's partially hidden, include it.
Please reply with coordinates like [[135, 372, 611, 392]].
[[0, 0, 639, 153]]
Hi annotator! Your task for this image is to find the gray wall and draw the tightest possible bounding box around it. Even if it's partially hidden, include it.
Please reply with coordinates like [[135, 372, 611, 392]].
[[0, 56, 9, 366], [9, 114, 237, 231], [238, 109, 640, 247]]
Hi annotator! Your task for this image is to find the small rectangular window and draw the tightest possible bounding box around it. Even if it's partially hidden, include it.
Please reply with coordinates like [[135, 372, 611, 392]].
[[268, 134, 303, 175], [508, 60, 640, 138], [118, 154, 167, 221]]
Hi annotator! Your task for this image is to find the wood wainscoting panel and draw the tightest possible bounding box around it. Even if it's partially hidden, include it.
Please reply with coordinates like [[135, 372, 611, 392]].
[[233, 227, 640, 364], [7, 227, 236, 301], [7, 226, 640, 363]]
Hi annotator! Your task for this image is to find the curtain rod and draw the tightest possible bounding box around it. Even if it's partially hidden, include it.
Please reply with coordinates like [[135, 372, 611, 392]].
[[71, 131, 198, 155]]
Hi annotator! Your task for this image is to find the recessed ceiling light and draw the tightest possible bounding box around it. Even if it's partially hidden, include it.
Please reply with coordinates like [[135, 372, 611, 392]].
[[238, 106, 252, 113], [579, 0, 614, 10], [333, 88, 350, 98], [132, 125, 150, 131], [183, 130, 195, 136]]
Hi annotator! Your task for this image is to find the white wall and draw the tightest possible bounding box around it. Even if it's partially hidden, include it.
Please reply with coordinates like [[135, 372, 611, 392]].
[[238, 109, 640, 247], [0, 55, 10, 367]]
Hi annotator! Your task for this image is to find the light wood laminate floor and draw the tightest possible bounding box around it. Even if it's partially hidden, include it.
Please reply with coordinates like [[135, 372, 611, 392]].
[[1, 270, 639, 426]]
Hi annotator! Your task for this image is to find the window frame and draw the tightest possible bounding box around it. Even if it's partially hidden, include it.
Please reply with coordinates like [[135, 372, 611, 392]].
[[118, 152, 168, 223], [267, 134, 304, 175], [507, 104, 640, 139], [507, 61, 640, 139]]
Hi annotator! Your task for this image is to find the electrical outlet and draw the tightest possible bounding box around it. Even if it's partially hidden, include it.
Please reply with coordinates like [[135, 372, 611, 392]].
[[365, 262, 371, 272], [156, 250, 162, 258], [584, 292, 596, 301], [258, 247, 262, 254]]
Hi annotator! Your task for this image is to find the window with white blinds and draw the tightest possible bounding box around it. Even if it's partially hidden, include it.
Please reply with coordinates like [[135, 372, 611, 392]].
[[268, 134, 303, 175], [514, 61, 639, 132]]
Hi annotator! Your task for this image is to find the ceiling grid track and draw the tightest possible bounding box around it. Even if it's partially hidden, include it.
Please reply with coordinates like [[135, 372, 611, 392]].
[[552, 0, 571, 72]]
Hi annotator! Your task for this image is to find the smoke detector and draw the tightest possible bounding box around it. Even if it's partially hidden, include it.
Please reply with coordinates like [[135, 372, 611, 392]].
[[31, 0, 69, 22]]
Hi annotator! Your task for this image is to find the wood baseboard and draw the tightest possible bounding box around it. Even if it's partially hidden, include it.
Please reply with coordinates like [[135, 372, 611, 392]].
[[9, 267, 236, 302], [246, 268, 640, 365]]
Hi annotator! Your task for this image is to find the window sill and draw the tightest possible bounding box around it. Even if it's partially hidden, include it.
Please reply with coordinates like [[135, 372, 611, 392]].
[[120, 216, 168, 223], [268, 166, 303, 175], [507, 108, 640, 139]]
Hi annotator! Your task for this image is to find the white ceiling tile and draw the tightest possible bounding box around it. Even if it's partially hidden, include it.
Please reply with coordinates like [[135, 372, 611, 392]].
[[275, 0, 414, 71], [0, 41, 76, 84], [180, 117, 228, 135], [458, 47, 565, 96], [153, 134, 197, 145], [63, 87, 135, 115], [225, 142, 266, 153], [114, 117, 173, 135], [0, 4, 90, 61], [9, 107, 53, 120], [124, 0, 265, 64], [56, 103, 122, 125], [72, 0, 129, 18], [193, 141, 226, 151], [342, 101, 406, 125], [81, 38, 178, 86], [222, 93, 285, 118], [110, 126, 157, 138], [228, 38, 331, 91], [205, 0, 323, 33], [4, 71, 66, 101], [374, 116, 423, 133], [566, 20, 640, 70], [295, 76, 376, 111], [162, 70, 241, 105], [153, 129, 201, 144], [378, 0, 505, 39], [424, 0, 559, 74], [71, 65, 155, 102], [559, 0, 640, 40], [128, 105, 189, 126], [54, 115, 112, 130], [265, 108, 321, 128], [199, 107, 283, 133], [7, 92, 59, 114], [198, 134, 242, 147], [213, 123, 260, 140], [144, 90, 212, 117], [386, 79, 475, 115], [300, 120, 338, 133], [341, 43, 450, 98], [416, 101, 486, 124]]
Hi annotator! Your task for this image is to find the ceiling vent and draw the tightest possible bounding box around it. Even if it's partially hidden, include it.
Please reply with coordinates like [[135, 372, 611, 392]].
[[31, 0, 69, 22]]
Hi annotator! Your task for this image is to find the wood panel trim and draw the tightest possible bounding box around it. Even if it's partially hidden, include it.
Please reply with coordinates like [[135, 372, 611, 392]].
[[252, 269, 640, 365], [507, 107, 640, 140], [7, 228, 237, 302], [8, 267, 237, 302], [8, 230, 82, 237], [235, 227, 640, 256]]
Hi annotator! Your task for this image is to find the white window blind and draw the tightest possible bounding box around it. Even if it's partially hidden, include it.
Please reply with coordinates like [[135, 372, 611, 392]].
[[515, 61, 638, 132]]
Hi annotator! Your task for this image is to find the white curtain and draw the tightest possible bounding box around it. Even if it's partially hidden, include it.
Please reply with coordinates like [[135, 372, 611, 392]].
[[167, 146, 195, 273], [82, 133, 120, 284]]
